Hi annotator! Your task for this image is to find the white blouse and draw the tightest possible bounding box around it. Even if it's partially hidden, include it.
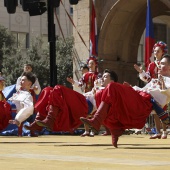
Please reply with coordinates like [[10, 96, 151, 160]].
[[133, 76, 170, 107]]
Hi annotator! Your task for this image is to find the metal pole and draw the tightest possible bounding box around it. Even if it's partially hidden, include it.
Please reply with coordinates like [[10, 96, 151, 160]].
[[47, 0, 57, 87]]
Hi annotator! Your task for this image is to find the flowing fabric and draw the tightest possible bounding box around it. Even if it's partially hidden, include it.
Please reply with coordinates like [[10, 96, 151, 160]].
[[80, 72, 98, 93], [35, 85, 88, 132], [35, 86, 53, 117], [0, 101, 11, 130], [96, 82, 153, 130]]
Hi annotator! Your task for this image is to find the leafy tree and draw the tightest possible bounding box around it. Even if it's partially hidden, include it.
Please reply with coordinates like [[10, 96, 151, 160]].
[[0, 25, 16, 71], [2, 36, 50, 88], [24, 37, 50, 88], [2, 34, 73, 89], [56, 37, 73, 88]]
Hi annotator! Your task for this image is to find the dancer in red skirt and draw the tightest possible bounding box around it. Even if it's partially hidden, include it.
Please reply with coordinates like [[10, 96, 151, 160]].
[[80, 54, 170, 148]]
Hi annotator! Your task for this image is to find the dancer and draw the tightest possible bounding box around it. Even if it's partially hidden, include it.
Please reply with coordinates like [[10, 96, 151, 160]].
[[81, 69, 118, 137], [8, 72, 36, 126], [67, 57, 98, 136], [0, 74, 10, 130], [67, 56, 98, 93], [24, 69, 118, 136], [134, 41, 168, 139], [80, 54, 170, 148], [0, 72, 36, 131], [16, 63, 41, 104]]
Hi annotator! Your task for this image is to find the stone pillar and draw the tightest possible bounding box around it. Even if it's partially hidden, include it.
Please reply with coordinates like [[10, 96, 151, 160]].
[[72, 0, 90, 93]]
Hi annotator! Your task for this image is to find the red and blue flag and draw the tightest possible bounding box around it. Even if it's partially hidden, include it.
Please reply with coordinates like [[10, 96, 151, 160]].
[[90, 0, 98, 56], [145, 0, 155, 69]]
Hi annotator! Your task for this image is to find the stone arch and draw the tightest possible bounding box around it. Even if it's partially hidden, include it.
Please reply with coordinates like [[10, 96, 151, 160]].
[[97, 0, 170, 84]]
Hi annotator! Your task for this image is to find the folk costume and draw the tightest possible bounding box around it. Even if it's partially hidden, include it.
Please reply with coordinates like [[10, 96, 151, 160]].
[[74, 56, 98, 93], [139, 41, 168, 82], [138, 41, 168, 139], [0, 76, 11, 130], [80, 76, 170, 148], [0, 88, 34, 130], [139, 60, 160, 82], [16, 76, 41, 104], [8, 89, 34, 126], [80, 71, 98, 93], [16, 76, 41, 95], [24, 84, 104, 134], [25, 86, 89, 133]]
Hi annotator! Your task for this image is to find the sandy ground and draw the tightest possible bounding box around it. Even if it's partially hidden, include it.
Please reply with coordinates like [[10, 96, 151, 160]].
[[0, 134, 170, 170]]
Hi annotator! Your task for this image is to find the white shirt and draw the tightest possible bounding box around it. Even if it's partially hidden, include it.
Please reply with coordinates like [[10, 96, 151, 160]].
[[8, 90, 33, 113], [83, 87, 105, 113], [16, 76, 41, 95], [133, 76, 170, 107]]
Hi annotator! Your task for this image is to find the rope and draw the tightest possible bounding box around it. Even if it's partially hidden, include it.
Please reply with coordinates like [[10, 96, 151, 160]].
[[54, 8, 66, 42], [60, 0, 90, 53]]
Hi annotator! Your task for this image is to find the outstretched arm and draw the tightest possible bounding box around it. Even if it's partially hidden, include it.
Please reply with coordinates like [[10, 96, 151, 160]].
[[67, 77, 75, 84], [134, 64, 143, 73]]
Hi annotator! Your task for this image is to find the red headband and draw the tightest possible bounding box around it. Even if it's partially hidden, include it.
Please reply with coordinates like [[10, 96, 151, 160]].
[[153, 41, 168, 54]]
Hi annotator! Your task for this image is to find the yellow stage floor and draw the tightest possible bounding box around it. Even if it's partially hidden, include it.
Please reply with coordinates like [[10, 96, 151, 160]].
[[0, 134, 170, 170]]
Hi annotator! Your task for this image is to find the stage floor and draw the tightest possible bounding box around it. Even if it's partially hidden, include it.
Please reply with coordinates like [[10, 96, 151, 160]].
[[0, 134, 170, 170]]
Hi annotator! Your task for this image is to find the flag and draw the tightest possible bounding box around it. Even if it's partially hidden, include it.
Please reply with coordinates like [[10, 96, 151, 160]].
[[145, 0, 155, 68], [90, 0, 98, 56]]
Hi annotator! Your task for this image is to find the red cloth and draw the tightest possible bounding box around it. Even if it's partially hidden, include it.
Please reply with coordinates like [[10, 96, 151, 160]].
[[95, 88, 103, 108], [145, 0, 155, 68], [81, 72, 98, 93], [35, 86, 53, 117], [146, 62, 159, 79], [29, 89, 37, 105], [0, 101, 11, 130], [96, 82, 153, 130], [35, 85, 88, 132]]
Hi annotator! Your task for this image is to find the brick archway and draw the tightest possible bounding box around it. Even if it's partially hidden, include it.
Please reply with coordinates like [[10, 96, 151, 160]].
[[96, 0, 170, 84]]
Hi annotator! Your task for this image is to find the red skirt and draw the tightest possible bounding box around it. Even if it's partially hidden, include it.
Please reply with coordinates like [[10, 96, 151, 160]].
[[35, 85, 88, 132], [0, 101, 11, 130], [97, 82, 153, 130]]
